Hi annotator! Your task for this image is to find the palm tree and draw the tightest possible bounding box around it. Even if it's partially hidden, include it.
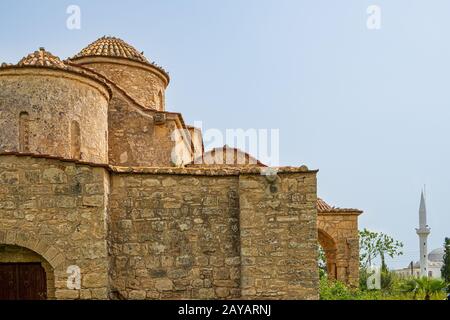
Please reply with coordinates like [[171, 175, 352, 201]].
[[402, 277, 447, 300], [400, 279, 419, 300]]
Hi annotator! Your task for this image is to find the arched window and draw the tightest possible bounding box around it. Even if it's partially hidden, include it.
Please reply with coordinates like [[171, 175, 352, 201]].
[[70, 120, 81, 160], [19, 112, 30, 152]]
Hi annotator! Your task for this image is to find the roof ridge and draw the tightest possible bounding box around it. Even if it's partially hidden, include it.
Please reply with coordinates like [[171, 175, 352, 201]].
[[317, 197, 362, 213]]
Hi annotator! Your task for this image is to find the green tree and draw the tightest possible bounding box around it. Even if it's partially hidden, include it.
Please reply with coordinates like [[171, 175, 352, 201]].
[[359, 229, 404, 271], [441, 237, 450, 284]]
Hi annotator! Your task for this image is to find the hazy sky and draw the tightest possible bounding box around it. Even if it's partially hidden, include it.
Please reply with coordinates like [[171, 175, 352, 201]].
[[1, 0, 449, 269]]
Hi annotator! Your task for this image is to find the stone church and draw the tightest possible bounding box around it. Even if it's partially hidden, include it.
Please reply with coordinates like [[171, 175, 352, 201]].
[[0, 37, 362, 300]]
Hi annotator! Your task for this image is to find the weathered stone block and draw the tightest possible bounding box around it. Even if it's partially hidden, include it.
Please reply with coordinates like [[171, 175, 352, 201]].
[[82, 195, 104, 207], [155, 279, 174, 291], [42, 168, 67, 184]]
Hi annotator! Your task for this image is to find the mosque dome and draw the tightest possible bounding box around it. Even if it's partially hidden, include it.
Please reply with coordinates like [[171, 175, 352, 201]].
[[71, 36, 149, 64], [17, 48, 67, 69], [428, 248, 444, 262]]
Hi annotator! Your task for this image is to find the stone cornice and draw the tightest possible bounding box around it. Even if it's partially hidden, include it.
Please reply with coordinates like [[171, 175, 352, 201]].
[[0, 153, 317, 176]]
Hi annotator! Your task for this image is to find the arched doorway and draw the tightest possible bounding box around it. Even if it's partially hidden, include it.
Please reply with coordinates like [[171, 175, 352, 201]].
[[317, 198, 363, 287], [318, 228, 338, 280], [0, 244, 55, 300]]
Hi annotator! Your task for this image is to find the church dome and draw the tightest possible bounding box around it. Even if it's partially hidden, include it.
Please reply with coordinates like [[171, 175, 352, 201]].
[[17, 48, 67, 69], [71, 36, 149, 63], [428, 248, 444, 262]]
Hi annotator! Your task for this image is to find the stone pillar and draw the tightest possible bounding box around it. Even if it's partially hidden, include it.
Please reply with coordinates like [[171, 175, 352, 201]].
[[324, 248, 337, 280], [336, 264, 348, 284], [346, 238, 360, 287]]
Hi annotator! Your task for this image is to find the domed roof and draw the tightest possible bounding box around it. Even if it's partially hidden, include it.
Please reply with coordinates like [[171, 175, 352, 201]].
[[17, 48, 67, 69], [188, 145, 266, 167], [428, 248, 444, 262], [72, 36, 149, 63]]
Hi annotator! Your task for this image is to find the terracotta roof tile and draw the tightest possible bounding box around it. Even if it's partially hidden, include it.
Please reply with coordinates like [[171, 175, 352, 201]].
[[317, 198, 333, 211], [317, 198, 362, 214], [70, 36, 169, 80], [17, 48, 67, 69], [72, 36, 149, 63]]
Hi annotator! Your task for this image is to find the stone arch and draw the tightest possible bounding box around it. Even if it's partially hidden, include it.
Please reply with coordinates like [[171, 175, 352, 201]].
[[317, 213, 361, 286], [318, 227, 338, 280], [0, 230, 68, 299], [0, 230, 66, 270]]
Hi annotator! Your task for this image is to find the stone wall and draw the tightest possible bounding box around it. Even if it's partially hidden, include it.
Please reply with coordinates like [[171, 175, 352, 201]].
[[109, 173, 241, 299], [239, 173, 319, 299], [109, 169, 319, 300], [77, 59, 167, 110], [107, 90, 191, 167], [0, 154, 320, 300], [0, 69, 109, 164], [0, 155, 110, 299]]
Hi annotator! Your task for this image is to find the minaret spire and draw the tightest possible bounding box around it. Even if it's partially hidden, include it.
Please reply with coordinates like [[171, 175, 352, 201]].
[[416, 190, 430, 277]]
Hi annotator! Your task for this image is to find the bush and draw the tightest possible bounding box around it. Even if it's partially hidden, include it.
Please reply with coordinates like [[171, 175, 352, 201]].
[[320, 275, 447, 300], [320, 278, 355, 300]]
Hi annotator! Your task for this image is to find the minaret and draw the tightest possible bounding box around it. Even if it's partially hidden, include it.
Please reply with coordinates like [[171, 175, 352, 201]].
[[415, 191, 430, 277]]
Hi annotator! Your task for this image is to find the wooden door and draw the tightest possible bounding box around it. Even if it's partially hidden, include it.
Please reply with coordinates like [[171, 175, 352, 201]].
[[0, 263, 47, 300]]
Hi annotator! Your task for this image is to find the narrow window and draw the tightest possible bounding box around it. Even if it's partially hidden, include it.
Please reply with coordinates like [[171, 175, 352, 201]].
[[71, 120, 81, 160], [158, 91, 164, 111], [19, 112, 30, 152]]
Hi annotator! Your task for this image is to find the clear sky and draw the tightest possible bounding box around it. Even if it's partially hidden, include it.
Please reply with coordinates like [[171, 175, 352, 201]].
[[1, 0, 449, 269]]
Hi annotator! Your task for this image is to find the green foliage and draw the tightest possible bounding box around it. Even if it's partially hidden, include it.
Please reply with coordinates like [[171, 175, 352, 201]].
[[320, 277, 403, 300], [320, 275, 448, 300], [442, 237, 450, 284], [359, 229, 404, 270], [359, 268, 370, 291], [400, 276, 447, 300], [380, 269, 394, 292], [320, 278, 356, 300]]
